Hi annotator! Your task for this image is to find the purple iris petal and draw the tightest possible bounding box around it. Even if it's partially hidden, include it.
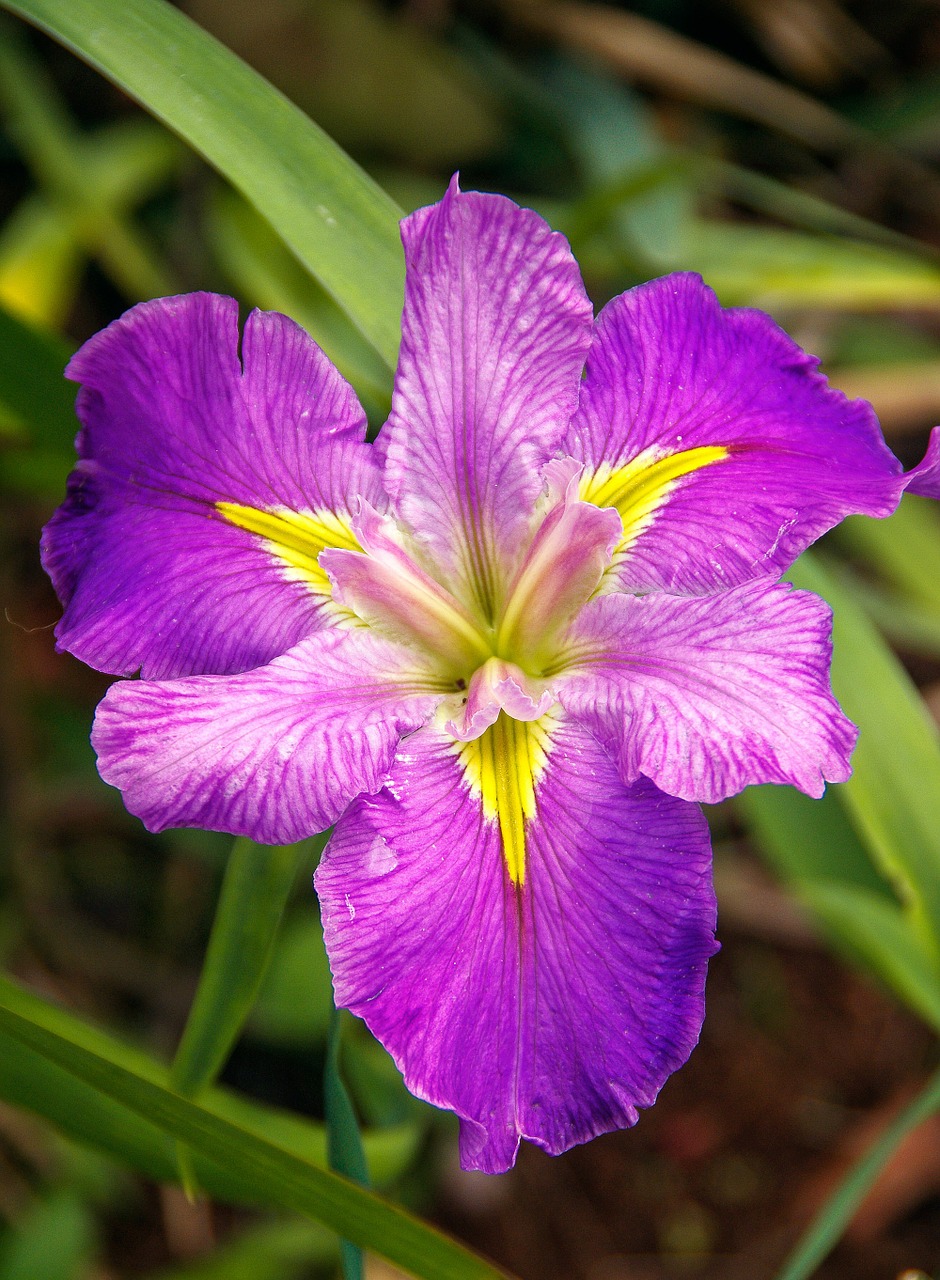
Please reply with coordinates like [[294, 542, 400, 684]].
[[380, 176, 594, 617], [45, 176, 937, 1174], [316, 718, 716, 1174], [563, 274, 903, 596], [557, 580, 857, 804], [905, 426, 940, 498], [42, 294, 384, 678], [93, 628, 442, 844]]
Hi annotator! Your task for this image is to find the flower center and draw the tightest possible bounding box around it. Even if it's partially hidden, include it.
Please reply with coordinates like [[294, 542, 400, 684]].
[[319, 470, 622, 704]]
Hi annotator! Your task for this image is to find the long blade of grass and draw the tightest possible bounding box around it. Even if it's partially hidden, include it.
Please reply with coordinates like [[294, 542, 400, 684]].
[[171, 838, 315, 1098], [789, 552, 940, 956], [0, 300, 74, 443], [326, 1009, 369, 1280], [799, 882, 940, 1032], [0, 976, 418, 1204], [775, 1065, 940, 1280], [0, 19, 179, 300], [0, 0, 405, 367], [0, 990, 511, 1280], [170, 836, 317, 1199]]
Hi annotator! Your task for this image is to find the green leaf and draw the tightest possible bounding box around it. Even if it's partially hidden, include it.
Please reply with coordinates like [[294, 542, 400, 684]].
[[145, 1218, 336, 1280], [0, 197, 83, 329], [0, 1193, 96, 1280], [326, 1011, 370, 1190], [0, 19, 179, 300], [0, 301, 74, 443], [735, 786, 940, 1028], [789, 552, 940, 955], [250, 912, 335, 1048], [736, 784, 893, 899], [210, 189, 392, 420], [326, 1009, 369, 1280], [835, 568, 940, 660], [171, 837, 315, 1098], [775, 1064, 940, 1280], [545, 59, 690, 267], [0, 0, 405, 366], [0, 975, 419, 1203], [0, 987, 511, 1280], [834, 494, 940, 613], [0, 115, 184, 328], [681, 222, 940, 309], [799, 881, 940, 1033]]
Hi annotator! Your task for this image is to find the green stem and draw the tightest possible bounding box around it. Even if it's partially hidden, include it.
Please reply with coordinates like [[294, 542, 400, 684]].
[[775, 1063, 940, 1280], [171, 837, 313, 1097]]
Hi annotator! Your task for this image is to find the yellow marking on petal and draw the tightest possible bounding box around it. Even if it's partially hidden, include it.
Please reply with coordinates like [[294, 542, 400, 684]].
[[455, 712, 556, 886], [580, 445, 730, 549], [216, 502, 359, 595]]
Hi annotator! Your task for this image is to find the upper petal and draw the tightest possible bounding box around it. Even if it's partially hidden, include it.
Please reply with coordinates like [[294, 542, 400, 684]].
[[380, 177, 594, 619], [556, 579, 857, 804], [904, 426, 940, 498], [563, 274, 903, 595], [42, 294, 384, 678], [316, 714, 716, 1173], [92, 627, 443, 844]]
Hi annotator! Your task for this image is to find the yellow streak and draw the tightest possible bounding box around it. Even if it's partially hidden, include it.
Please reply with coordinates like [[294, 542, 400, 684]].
[[216, 502, 359, 594], [580, 445, 730, 548], [456, 712, 554, 885]]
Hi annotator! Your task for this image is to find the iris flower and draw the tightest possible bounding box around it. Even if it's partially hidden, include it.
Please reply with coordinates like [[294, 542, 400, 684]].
[[43, 179, 940, 1173]]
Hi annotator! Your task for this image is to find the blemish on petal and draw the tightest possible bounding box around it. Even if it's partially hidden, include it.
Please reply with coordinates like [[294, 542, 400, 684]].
[[365, 833, 397, 876]]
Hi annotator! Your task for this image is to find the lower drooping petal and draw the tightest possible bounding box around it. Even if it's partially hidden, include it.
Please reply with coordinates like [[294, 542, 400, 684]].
[[316, 715, 716, 1174], [92, 629, 443, 844], [42, 294, 384, 679], [563, 274, 903, 595], [556, 580, 856, 804]]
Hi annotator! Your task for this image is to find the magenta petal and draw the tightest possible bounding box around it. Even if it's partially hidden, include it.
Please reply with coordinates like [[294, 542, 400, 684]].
[[564, 274, 903, 594], [558, 580, 856, 803], [905, 427, 940, 498], [42, 294, 383, 678], [316, 718, 716, 1173], [92, 629, 442, 843], [380, 177, 594, 616]]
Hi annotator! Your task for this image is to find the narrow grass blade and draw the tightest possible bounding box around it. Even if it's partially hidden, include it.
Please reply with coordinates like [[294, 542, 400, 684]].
[[171, 837, 315, 1098], [775, 1065, 940, 1280], [789, 552, 940, 956], [0, 993, 511, 1280], [0, 19, 178, 300], [326, 1008, 369, 1280], [738, 788, 940, 1029], [0, 0, 405, 366], [0, 301, 74, 443], [0, 976, 419, 1203], [801, 881, 940, 1032]]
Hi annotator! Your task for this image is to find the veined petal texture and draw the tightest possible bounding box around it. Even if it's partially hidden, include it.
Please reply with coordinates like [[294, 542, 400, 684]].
[[93, 628, 443, 844], [316, 717, 716, 1173], [380, 177, 594, 620], [905, 426, 940, 498], [42, 294, 383, 678], [558, 580, 856, 803], [44, 176, 932, 1174], [565, 274, 903, 596]]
